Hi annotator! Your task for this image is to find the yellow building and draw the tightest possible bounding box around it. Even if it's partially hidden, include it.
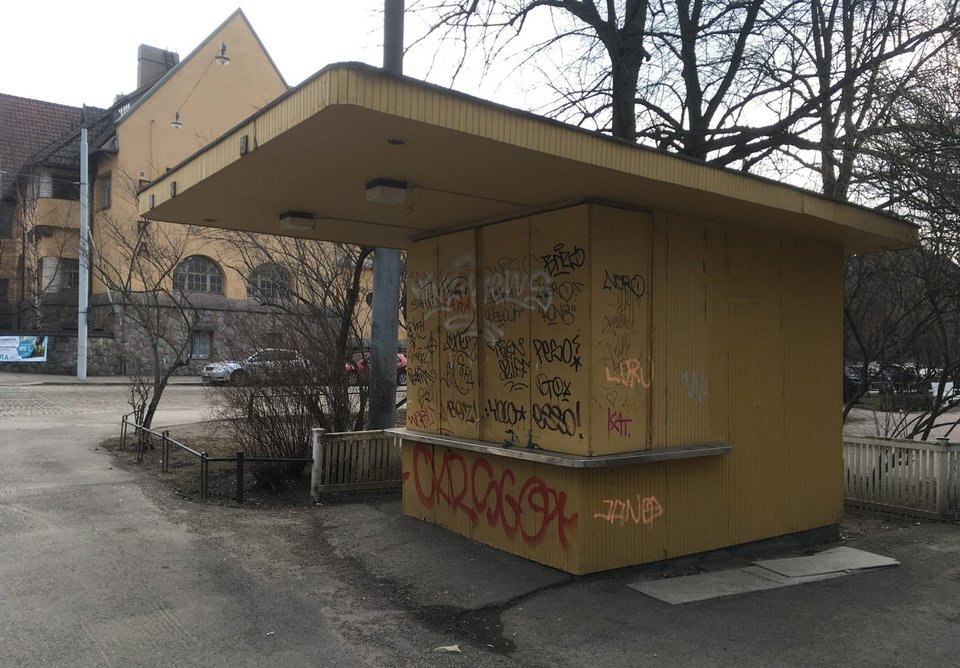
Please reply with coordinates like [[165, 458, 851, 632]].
[[1, 10, 295, 372], [140, 64, 916, 574]]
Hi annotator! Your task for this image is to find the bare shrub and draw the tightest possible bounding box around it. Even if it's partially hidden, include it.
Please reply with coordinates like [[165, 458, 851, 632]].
[[209, 317, 358, 485]]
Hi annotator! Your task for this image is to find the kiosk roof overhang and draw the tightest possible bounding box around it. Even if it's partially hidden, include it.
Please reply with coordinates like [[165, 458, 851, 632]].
[[140, 63, 916, 254]]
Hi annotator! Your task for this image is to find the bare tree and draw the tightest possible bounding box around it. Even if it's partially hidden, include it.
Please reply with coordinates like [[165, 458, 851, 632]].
[[843, 41, 960, 437], [10, 170, 83, 329], [411, 0, 959, 170], [208, 231, 377, 432], [93, 197, 206, 430], [411, 0, 652, 139]]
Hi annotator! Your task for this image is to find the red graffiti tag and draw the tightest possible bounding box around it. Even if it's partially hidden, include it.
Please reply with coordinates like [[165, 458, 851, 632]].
[[406, 443, 579, 548]]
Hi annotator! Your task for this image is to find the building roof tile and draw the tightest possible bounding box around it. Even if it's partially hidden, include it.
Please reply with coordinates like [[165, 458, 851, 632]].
[[0, 93, 90, 198]]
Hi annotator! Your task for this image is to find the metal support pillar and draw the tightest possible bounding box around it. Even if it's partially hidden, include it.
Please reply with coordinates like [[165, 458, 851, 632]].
[[369, 0, 405, 429]]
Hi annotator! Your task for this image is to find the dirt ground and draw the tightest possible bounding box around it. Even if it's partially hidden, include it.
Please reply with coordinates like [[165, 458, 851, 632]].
[[100, 420, 314, 506]]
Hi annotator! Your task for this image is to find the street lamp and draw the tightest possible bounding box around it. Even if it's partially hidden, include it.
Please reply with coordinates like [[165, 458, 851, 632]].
[[171, 42, 231, 129]]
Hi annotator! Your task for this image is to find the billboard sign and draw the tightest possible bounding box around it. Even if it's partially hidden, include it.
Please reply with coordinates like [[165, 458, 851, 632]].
[[0, 336, 49, 363]]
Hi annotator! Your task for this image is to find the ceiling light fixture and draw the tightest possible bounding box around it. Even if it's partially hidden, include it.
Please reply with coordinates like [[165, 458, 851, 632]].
[[365, 178, 409, 205], [279, 210, 316, 232]]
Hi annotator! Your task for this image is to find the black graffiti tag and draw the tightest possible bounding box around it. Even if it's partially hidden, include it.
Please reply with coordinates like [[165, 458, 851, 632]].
[[533, 335, 582, 371], [541, 243, 586, 278], [532, 401, 581, 436], [602, 271, 646, 298], [485, 399, 527, 426], [494, 338, 529, 385], [536, 374, 572, 402]]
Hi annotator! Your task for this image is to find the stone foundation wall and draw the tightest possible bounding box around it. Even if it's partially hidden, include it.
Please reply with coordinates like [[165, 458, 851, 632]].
[[0, 333, 120, 375], [2, 299, 283, 376]]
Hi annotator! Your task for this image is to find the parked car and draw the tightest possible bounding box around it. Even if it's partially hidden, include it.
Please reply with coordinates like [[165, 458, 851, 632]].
[[201, 349, 304, 385], [843, 371, 861, 404], [871, 364, 923, 394], [346, 352, 407, 386]]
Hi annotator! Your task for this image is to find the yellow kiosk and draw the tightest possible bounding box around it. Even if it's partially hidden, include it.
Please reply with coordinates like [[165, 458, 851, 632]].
[[141, 63, 916, 574]]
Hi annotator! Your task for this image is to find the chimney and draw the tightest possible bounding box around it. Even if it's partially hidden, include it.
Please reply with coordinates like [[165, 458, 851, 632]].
[[137, 44, 180, 88]]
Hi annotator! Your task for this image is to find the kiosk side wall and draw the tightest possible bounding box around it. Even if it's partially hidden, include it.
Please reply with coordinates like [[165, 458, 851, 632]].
[[402, 203, 843, 572]]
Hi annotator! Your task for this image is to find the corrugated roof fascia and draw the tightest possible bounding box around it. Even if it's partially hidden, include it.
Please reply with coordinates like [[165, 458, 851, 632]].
[[142, 62, 913, 238]]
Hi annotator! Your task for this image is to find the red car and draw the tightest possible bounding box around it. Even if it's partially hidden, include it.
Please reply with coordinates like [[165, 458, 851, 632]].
[[346, 352, 407, 386]]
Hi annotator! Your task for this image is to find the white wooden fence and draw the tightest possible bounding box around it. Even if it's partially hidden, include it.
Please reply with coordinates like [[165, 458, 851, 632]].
[[310, 429, 403, 501], [844, 436, 960, 519]]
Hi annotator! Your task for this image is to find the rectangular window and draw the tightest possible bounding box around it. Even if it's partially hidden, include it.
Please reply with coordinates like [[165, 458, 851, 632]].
[[52, 178, 79, 200], [190, 331, 212, 359], [60, 258, 80, 290], [1, 201, 15, 238], [100, 173, 112, 209]]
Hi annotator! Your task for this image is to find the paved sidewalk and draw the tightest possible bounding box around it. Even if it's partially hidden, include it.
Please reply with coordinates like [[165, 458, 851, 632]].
[[0, 371, 202, 386], [4, 381, 960, 666]]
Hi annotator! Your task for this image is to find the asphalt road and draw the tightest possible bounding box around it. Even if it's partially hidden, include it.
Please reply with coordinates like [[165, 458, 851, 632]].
[[0, 384, 365, 666], [2, 380, 960, 667]]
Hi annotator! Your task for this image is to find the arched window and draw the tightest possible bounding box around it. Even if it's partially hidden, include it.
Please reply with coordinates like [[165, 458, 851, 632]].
[[173, 255, 223, 293], [247, 263, 289, 302]]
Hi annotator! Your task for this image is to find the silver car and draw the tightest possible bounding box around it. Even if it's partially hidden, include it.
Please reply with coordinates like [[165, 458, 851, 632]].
[[200, 349, 303, 385]]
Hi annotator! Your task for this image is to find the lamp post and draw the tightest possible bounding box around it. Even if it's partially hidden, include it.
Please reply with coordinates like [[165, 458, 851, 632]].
[[76, 128, 89, 380]]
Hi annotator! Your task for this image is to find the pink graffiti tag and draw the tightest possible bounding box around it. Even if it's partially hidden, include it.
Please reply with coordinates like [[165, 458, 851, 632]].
[[594, 496, 664, 526], [604, 359, 651, 389], [607, 409, 632, 437]]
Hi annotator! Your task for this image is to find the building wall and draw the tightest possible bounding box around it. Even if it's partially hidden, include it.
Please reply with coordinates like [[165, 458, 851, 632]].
[[92, 12, 287, 300], [3, 13, 294, 365], [403, 202, 843, 572]]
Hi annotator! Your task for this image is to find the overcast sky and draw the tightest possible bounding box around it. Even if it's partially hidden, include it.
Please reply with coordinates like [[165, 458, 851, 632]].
[[3, 1, 539, 110]]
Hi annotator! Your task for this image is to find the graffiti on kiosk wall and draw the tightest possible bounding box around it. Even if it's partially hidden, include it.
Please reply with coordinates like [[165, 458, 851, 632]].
[[594, 495, 663, 526], [492, 337, 530, 391], [602, 270, 646, 299], [484, 255, 554, 325], [409, 404, 437, 430], [404, 443, 579, 548], [536, 374, 572, 403], [532, 401, 582, 437], [485, 398, 527, 427], [607, 408, 633, 437], [541, 279, 583, 327], [682, 370, 708, 403], [533, 335, 583, 371], [604, 358, 652, 390], [405, 238, 656, 441], [541, 243, 586, 278]]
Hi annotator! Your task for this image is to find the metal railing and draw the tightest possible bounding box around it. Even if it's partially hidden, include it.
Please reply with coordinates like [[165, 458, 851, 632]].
[[844, 435, 960, 519], [120, 414, 312, 503], [311, 429, 402, 502]]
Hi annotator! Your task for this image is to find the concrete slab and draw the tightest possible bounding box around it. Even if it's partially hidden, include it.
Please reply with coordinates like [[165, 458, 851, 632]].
[[628, 567, 781, 604], [754, 546, 900, 578], [629, 547, 898, 605], [628, 566, 848, 605]]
